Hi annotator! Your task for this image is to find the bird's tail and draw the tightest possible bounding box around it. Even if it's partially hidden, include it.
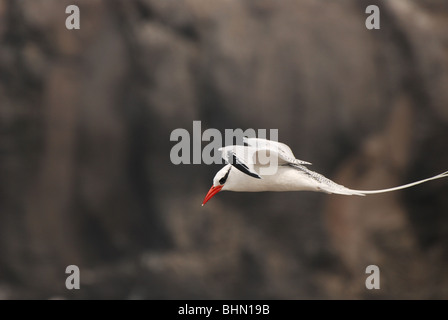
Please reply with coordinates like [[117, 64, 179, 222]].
[[345, 171, 448, 196]]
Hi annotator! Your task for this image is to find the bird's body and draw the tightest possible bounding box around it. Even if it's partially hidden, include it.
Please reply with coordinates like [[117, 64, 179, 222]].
[[218, 163, 362, 194], [221, 163, 312, 192], [202, 137, 448, 205]]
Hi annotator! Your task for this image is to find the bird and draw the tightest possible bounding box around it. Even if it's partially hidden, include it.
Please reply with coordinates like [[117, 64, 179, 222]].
[[202, 137, 448, 205]]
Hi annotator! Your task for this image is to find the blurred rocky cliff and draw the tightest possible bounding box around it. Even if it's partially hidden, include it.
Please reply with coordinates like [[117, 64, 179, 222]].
[[0, 0, 447, 299]]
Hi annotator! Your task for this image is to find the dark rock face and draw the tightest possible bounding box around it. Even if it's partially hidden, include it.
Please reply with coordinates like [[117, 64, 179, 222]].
[[0, 0, 447, 299]]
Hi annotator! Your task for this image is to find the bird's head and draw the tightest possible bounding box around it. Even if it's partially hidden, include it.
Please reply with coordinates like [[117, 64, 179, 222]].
[[202, 164, 232, 206]]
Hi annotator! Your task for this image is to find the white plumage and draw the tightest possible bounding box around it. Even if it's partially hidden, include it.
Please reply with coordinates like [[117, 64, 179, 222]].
[[202, 138, 448, 205]]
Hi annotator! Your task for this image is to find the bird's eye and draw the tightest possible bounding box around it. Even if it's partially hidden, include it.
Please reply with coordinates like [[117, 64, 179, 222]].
[[219, 168, 231, 185]]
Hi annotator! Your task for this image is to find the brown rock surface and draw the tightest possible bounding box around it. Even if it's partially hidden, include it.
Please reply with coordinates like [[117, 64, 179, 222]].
[[0, 0, 447, 299]]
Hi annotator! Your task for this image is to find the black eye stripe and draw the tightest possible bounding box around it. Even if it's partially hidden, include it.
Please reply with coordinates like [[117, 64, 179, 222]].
[[219, 167, 231, 185]]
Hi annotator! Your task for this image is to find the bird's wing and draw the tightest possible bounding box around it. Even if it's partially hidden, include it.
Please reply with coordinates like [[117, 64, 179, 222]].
[[244, 137, 295, 157], [219, 146, 261, 179], [244, 137, 311, 165]]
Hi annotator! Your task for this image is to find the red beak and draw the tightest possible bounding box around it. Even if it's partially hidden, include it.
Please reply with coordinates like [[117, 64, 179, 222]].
[[202, 185, 223, 206]]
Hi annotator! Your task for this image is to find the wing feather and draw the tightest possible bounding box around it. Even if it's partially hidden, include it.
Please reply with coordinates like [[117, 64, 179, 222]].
[[219, 146, 261, 179], [244, 137, 311, 165]]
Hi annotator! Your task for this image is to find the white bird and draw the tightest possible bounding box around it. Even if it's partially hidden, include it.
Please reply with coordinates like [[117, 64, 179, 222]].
[[202, 137, 448, 205]]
